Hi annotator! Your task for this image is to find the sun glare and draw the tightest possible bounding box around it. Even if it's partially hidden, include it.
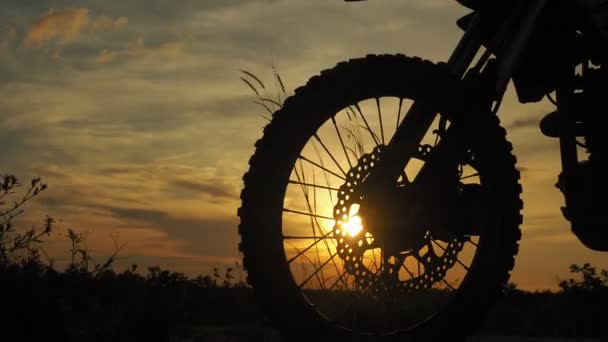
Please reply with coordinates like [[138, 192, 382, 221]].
[[340, 204, 363, 237], [343, 215, 363, 237]]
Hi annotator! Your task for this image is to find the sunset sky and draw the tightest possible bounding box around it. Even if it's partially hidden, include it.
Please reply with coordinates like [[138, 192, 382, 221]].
[[1, 0, 605, 290]]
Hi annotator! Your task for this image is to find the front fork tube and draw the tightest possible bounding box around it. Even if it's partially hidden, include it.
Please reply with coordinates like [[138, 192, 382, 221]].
[[363, 0, 550, 194], [556, 67, 580, 210], [361, 14, 485, 194]]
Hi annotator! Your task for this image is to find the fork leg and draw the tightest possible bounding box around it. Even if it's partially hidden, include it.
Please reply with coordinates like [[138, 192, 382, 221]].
[[361, 14, 484, 193]]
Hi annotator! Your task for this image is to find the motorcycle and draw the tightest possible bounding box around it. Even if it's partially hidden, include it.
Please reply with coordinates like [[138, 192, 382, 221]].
[[238, 0, 608, 340]]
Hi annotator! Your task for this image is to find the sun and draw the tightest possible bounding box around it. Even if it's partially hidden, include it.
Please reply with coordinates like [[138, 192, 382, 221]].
[[340, 204, 363, 237], [343, 215, 363, 237]]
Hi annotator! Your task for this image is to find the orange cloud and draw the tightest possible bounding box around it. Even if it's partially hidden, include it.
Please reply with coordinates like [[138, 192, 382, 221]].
[[90, 15, 129, 32], [23, 9, 129, 48], [23, 8, 90, 47]]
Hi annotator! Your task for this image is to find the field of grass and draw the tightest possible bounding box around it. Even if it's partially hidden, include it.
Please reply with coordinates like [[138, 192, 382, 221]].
[[1, 176, 606, 342]]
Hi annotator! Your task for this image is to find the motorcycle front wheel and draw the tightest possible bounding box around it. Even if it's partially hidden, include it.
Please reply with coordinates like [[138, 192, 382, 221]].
[[238, 54, 522, 341]]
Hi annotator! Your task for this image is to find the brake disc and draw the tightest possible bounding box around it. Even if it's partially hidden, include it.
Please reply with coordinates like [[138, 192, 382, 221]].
[[332, 145, 466, 293]]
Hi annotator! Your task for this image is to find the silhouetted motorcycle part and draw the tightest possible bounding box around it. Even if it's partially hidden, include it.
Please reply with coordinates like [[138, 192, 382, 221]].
[[557, 161, 608, 251], [238, 55, 523, 341], [454, 0, 608, 251], [547, 67, 608, 251], [239, 0, 608, 339]]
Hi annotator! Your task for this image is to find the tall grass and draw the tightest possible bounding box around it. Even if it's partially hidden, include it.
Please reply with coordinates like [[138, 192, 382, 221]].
[[240, 63, 286, 122]]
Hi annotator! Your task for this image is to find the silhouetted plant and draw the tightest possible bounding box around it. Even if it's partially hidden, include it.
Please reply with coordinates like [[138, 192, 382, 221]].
[[64, 228, 125, 276], [240, 63, 286, 122], [502, 281, 522, 295], [12, 170, 604, 339], [559, 262, 608, 293], [0, 174, 50, 268], [212, 264, 247, 288]]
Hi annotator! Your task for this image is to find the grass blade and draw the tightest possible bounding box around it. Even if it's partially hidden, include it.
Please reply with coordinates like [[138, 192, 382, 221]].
[[241, 77, 261, 97], [240, 70, 266, 90]]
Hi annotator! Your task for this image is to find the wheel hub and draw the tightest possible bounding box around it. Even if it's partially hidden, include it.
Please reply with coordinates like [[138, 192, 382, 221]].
[[360, 184, 430, 254]]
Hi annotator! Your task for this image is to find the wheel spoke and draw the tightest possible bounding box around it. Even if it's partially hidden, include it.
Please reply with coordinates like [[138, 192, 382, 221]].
[[298, 155, 345, 180], [299, 250, 339, 288], [467, 238, 479, 247], [353, 104, 380, 146], [287, 230, 334, 264], [292, 164, 332, 237], [371, 248, 379, 273], [290, 243, 326, 289], [331, 116, 353, 169], [282, 207, 334, 221], [396, 98, 404, 132], [283, 235, 334, 240], [291, 166, 342, 287], [311, 171, 333, 287], [327, 269, 349, 290], [401, 264, 416, 279], [431, 239, 470, 271], [376, 98, 385, 144], [460, 172, 480, 180], [313, 134, 347, 179], [288, 180, 339, 192], [441, 279, 456, 291]]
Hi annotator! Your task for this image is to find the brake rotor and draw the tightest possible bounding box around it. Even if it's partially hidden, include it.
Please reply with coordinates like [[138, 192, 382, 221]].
[[332, 145, 466, 293]]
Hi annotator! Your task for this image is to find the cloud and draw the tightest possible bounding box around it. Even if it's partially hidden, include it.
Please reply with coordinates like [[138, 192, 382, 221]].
[[23, 8, 90, 47], [23, 8, 129, 48], [95, 36, 144, 64], [506, 116, 541, 130], [108, 207, 239, 256], [158, 40, 184, 58], [171, 179, 237, 200], [0, 26, 17, 53], [95, 37, 186, 65], [90, 15, 128, 32], [94, 37, 188, 64]]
